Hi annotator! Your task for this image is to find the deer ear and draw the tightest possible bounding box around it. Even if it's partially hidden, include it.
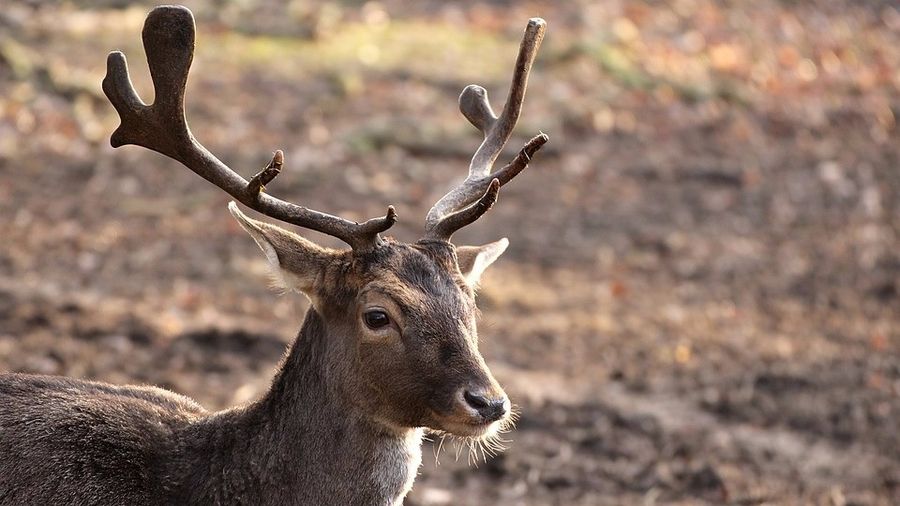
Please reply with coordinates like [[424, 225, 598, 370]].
[[456, 238, 509, 286], [228, 202, 333, 294]]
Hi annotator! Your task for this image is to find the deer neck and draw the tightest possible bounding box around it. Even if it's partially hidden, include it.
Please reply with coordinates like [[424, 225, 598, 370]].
[[172, 309, 423, 505]]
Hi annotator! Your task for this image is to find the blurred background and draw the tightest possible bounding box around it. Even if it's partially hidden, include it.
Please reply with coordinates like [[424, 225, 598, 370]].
[[0, 1, 898, 504]]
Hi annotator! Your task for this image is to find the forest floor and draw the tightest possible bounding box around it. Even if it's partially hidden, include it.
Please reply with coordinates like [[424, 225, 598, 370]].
[[1, 1, 898, 504]]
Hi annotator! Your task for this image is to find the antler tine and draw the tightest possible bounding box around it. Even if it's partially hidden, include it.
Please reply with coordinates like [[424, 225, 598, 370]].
[[465, 18, 545, 178], [103, 5, 396, 251], [424, 18, 548, 242], [427, 179, 501, 242]]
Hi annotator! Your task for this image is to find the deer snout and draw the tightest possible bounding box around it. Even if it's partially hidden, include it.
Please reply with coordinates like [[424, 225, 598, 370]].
[[458, 388, 509, 423]]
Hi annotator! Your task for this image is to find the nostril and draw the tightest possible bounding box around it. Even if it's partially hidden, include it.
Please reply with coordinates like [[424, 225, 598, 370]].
[[463, 390, 490, 410], [487, 398, 509, 421], [463, 390, 509, 422], [495, 398, 509, 416]]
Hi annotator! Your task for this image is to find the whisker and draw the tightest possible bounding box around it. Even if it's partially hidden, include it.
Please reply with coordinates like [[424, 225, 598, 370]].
[[467, 439, 479, 468], [434, 434, 448, 467]]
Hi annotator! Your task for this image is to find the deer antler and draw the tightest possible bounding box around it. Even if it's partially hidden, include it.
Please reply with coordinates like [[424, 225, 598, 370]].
[[103, 5, 396, 251], [424, 18, 549, 242]]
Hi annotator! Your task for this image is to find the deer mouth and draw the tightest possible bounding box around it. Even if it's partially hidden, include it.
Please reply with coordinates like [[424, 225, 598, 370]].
[[440, 418, 503, 439], [426, 409, 509, 439], [424, 384, 512, 437]]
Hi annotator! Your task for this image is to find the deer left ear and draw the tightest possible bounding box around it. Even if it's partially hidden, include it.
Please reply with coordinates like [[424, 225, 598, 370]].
[[456, 238, 509, 286], [228, 202, 336, 296]]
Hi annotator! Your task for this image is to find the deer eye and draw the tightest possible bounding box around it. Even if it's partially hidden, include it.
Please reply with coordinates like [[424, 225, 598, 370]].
[[364, 310, 391, 329]]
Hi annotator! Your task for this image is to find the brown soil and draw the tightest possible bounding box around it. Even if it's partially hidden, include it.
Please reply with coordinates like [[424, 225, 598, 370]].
[[1, 1, 898, 504]]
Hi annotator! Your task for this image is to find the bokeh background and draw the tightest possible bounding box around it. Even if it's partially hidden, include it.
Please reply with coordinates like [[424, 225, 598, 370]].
[[1, 1, 898, 504]]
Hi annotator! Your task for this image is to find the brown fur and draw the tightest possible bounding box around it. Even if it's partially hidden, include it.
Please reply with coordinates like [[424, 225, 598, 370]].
[[0, 218, 512, 505]]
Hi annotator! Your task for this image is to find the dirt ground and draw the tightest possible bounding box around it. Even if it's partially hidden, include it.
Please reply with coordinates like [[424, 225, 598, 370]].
[[1, 1, 898, 504]]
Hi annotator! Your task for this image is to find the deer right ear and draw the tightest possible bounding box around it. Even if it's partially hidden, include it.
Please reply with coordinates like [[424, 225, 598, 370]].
[[228, 202, 333, 295]]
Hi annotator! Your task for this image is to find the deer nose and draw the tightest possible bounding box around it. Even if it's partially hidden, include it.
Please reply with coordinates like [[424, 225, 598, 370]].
[[463, 390, 508, 422]]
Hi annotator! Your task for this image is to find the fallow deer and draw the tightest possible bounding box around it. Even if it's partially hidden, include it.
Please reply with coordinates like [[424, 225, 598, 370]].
[[0, 5, 547, 505]]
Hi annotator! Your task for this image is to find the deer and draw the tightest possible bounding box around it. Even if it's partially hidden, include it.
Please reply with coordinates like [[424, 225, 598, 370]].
[[0, 5, 547, 505]]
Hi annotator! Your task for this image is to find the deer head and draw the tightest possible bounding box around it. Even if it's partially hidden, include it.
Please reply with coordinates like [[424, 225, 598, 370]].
[[103, 5, 546, 441]]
